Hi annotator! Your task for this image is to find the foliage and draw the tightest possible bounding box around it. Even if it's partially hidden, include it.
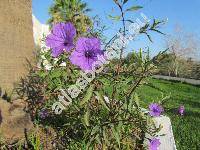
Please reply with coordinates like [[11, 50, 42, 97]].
[[156, 52, 200, 79], [163, 26, 200, 77], [48, 0, 92, 34], [191, 62, 200, 79]]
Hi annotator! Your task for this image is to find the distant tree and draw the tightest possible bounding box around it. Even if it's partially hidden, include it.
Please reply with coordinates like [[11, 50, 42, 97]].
[[156, 53, 174, 76], [165, 25, 199, 77], [48, 0, 92, 34], [191, 62, 200, 79]]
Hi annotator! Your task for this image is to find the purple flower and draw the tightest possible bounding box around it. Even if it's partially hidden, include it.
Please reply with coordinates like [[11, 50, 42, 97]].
[[69, 37, 104, 71], [39, 109, 49, 119], [149, 103, 164, 117], [46, 22, 76, 57], [149, 138, 160, 150], [86, 27, 91, 32], [178, 105, 185, 116]]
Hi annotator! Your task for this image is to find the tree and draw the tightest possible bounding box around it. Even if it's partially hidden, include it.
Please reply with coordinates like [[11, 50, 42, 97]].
[[48, 0, 92, 34], [165, 25, 199, 77], [191, 61, 200, 79]]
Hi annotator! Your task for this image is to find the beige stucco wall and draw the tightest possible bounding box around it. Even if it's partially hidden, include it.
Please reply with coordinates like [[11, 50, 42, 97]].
[[0, 0, 34, 91]]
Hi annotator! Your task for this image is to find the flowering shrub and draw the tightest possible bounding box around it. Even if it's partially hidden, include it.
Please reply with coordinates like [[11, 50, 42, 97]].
[[16, 0, 169, 149]]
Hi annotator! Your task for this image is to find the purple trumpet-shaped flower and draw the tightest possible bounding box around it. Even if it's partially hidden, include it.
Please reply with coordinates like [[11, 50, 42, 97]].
[[149, 138, 160, 150], [178, 105, 185, 116], [39, 109, 49, 119], [69, 37, 104, 71], [149, 103, 164, 117], [46, 22, 76, 57]]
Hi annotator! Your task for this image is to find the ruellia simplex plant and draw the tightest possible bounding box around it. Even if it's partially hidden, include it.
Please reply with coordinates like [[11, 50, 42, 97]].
[[16, 0, 168, 149], [52, 12, 150, 115]]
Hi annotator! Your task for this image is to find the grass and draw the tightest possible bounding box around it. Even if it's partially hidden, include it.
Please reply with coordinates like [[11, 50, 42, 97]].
[[136, 78, 200, 150]]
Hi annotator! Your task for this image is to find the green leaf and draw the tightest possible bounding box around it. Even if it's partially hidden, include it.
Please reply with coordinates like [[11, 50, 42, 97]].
[[113, 0, 119, 5], [94, 91, 110, 111], [139, 48, 143, 59], [91, 125, 100, 135], [129, 92, 140, 109], [108, 15, 121, 21], [84, 107, 90, 126], [111, 126, 121, 148], [50, 70, 62, 78], [145, 33, 153, 43], [123, 0, 129, 4], [80, 85, 94, 107], [150, 29, 165, 35], [133, 93, 140, 107], [38, 71, 46, 78], [103, 127, 109, 145], [126, 6, 143, 11], [95, 134, 101, 144]]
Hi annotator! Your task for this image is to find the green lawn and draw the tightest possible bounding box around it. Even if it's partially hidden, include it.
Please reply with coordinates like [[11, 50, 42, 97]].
[[136, 78, 200, 150]]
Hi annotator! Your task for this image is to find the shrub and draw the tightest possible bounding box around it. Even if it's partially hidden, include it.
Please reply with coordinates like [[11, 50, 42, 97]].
[[16, 0, 167, 149]]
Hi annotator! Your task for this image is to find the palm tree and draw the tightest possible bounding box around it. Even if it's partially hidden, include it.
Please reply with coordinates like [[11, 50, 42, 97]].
[[48, 0, 92, 34]]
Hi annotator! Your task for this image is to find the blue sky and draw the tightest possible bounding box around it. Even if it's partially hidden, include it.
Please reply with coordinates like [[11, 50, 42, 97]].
[[32, 0, 200, 56]]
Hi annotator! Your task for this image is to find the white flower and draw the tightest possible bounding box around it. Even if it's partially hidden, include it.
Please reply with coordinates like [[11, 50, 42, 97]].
[[95, 95, 110, 104], [40, 39, 50, 53], [41, 54, 46, 60], [53, 58, 59, 64], [59, 62, 67, 67], [103, 96, 110, 104], [43, 60, 53, 70]]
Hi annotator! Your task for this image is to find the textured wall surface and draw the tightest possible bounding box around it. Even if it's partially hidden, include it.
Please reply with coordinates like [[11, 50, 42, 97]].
[[0, 0, 34, 91]]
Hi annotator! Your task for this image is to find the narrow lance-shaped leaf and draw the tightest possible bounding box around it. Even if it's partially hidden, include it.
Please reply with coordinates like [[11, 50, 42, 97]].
[[150, 29, 165, 35], [84, 107, 90, 126], [138, 48, 144, 65], [133, 93, 140, 107], [111, 126, 121, 148], [91, 125, 100, 135], [113, 0, 119, 5], [128, 93, 133, 111], [128, 92, 140, 110], [80, 85, 94, 107], [95, 134, 101, 144], [94, 91, 110, 111], [108, 15, 121, 21], [102, 127, 109, 146], [139, 48, 143, 59], [126, 6, 143, 12], [123, 0, 129, 4], [145, 32, 153, 43]]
